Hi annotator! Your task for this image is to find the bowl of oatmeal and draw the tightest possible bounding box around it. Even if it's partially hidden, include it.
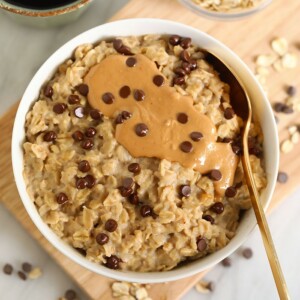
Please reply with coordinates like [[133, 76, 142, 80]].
[[12, 18, 278, 282], [179, 0, 273, 20]]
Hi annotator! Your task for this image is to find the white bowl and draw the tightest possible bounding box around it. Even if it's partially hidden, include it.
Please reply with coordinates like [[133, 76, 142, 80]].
[[12, 18, 279, 283]]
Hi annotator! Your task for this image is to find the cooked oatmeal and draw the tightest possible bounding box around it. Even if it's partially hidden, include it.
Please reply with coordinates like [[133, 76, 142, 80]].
[[23, 34, 266, 272]]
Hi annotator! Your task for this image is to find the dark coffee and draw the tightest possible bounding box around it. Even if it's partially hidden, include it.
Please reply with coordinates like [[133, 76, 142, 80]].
[[4, 0, 78, 10]]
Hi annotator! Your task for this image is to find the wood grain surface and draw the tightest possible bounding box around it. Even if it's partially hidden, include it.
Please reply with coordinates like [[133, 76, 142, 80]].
[[1, 0, 300, 299]]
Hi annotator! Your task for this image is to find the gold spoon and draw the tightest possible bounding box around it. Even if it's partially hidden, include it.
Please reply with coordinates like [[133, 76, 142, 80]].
[[205, 51, 290, 300]]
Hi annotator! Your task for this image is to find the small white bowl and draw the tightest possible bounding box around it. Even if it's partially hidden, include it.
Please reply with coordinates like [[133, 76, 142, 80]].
[[12, 18, 279, 283]]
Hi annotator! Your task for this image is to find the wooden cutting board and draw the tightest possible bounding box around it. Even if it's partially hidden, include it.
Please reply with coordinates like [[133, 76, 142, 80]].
[[1, 0, 300, 299]]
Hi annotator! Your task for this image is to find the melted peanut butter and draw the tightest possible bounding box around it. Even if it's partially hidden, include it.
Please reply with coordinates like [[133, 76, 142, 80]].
[[84, 54, 238, 195]]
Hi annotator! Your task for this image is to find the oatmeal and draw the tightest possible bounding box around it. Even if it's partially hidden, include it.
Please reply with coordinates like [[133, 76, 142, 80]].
[[23, 34, 266, 272]]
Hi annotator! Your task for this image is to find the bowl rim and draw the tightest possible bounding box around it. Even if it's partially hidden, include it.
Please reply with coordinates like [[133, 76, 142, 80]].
[[11, 18, 279, 283], [0, 0, 91, 17]]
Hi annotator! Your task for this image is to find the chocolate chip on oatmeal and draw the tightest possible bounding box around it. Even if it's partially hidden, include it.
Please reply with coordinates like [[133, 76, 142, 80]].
[[128, 163, 141, 174], [81, 139, 94, 150], [84, 174, 96, 189], [104, 255, 121, 270], [181, 62, 191, 74], [231, 143, 242, 156], [85, 127, 97, 138], [3, 264, 13, 275], [153, 75, 165, 87], [74, 106, 85, 118], [221, 257, 231, 267], [180, 37, 192, 49], [273, 102, 285, 112], [126, 57, 137, 67], [56, 192, 69, 204], [113, 39, 133, 55], [197, 238, 207, 252], [119, 85, 131, 98], [68, 94, 80, 105], [78, 160, 90, 172], [123, 177, 134, 189], [173, 76, 185, 86], [72, 130, 84, 141], [210, 202, 224, 214], [89, 109, 102, 120], [18, 271, 27, 281], [53, 103, 67, 114], [22, 262, 32, 273], [75, 248, 86, 256], [134, 89, 145, 101], [105, 219, 118, 232], [242, 248, 253, 259], [140, 205, 153, 218], [119, 186, 133, 197], [225, 186, 237, 198], [282, 105, 294, 114], [287, 85, 297, 96], [235, 181, 243, 189], [65, 289, 77, 300], [249, 145, 262, 157], [174, 67, 187, 77], [102, 92, 114, 104], [202, 214, 215, 224], [44, 85, 53, 98], [180, 50, 190, 62], [189, 59, 197, 70], [169, 35, 181, 46], [128, 193, 139, 205], [277, 171, 288, 183], [96, 233, 109, 245], [76, 83, 89, 96], [190, 131, 203, 142], [76, 177, 87, 189], [224, 107, 235, 120], [177, 113, 188, 124], [43, 131, 57, 142], [179, 184, 191, 197], [113, 39, 123, 51], [135, 123, 149, 137], [180, 141, 193, 153]]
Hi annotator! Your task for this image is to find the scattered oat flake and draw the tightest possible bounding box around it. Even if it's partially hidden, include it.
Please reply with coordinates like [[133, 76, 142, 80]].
[[281, 139, 294, 153], [112, 282, 152, 300], [195, 280, 213, 294], [291, 131, 300, 144], [28, 267, 42, 280], [281, 53, 298, 69], [255, 66, 269, 76], [288, 125, 298, 135], [271, 38, 288, 56], [256, 54, 277, 67]]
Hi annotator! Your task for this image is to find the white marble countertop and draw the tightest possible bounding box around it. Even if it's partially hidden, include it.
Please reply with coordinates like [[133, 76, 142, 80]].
[[0, 1, 299, 299]]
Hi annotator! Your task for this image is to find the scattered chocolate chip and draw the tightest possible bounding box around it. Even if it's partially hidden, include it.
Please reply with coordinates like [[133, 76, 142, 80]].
[[287, 85, 297, 96], [74, 106, 85, 118], [96, 233, 109, 245], [181, 62, 191, 74], [173, 76, 185, 86], [126, 57, 137, 67], [76, 84, 89, 96], [68, 94, 80, 105], [135, 123, 149, 137], [174, 67, 186, 77], [56, 193, 68, 204], [177, 113, 188, 124], [202, 214, 215, 224], [169, 35, 181, 46], [102, 92, 114, 104], [180, 141, 193, 153], [242, 248, 253, 259], [179, 184, 191, 197], [128, 193, 139, 205], [190, 131, 203, 142], [44, 85, 53, 98], [119, 186, 133, 197], [273, 102, 285, 112], [133, 89, 145, 101], [123, 177, 134, 189], [3, 264, 13, 275], [180, 50, 190, 62], [89, 109, 102, 120], [105, 219, 118, 232], [53, 103, 67, 114], [224, 107, 235, 120], [22, 262, 32, 273], [140, 205, 153, 217], [189, 59, 197, 70], [282, 106, 294, 114], [277, 171, 288, 183], [85, 127, 96, 138], [65, 289, 77, 300], [221, 257, 231, 267], [197, 237, 207, 252], [210, 202, 224, 214], [119, 85, 131, 98], [78, 160, 90, 172], [104, 255, 121, 270], [81, 139, 94, 150], [43, 131, 57, 142], [180, 37, 192, 49], [153, 75, 165, 87], [76, 177, 87, 189], [85, 174, 96, 189], [225, 186, 237, 198], [128, 163, 141, 174], [18, 271, 27, 281], [72, 130, 84, 142]]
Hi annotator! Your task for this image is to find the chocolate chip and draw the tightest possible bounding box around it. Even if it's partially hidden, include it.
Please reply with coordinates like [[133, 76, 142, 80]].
[[180, 141, 193, 153], [105, 219, 118, 232], [249, 145, 262, 157], [96, 233, 109, 245], [231, 143, 242, 156], [85, 174, 96, 189], [53, 103, 67, 114], [81, 139, 94, 150], [65, 289, 77, 300], [116, 111, 132, 124], [173, 76, 185, 86], [174, 67, 186, 77], [180, 50, 190, 62], [225, 186, 237, 198], [224, 107, 235, 120], [153, 75, 165, 87], [180, 37, 192, 49], [169, 35, 181, 46], [210, 202, 224, 214], [274, 102, 285, 112], [134, 89, 145, 101], [68, 94, 80, 104], [76, 177, 87, 189], [102, 92, 114, 104], [242, 248, 253, 259], [85, 127, 96, 138], [140, 205, 153, 217], [235, 181, 243, 189], [197, 237, 207, 252], [76, 84, 89, 96], [115, 114, 124, 124], [72, 130, 84, 141], [78, 160, 90, 172], [202, 214, 215, 224], [18, 271, 27, 281], [74, 106, 85, 118], [282, 105, 294, 114], [113, 39, 123, 50], [128, 163, 141, 174], [44, 85, 53, 98], [277, 171, 288, 183], [104, 255, 121, 269], [75, 248, 86, 256], [221, 257, 231, 267], [190, 131, 203, 142], [177, 113, 188, 124], [22, 262, 32, 273], [287, 85, 297, 96], [43, 131, 57, 142], [119, 85, 131, 98], [135, 123, 149, 137], [181, 62, 191, 74], [3, 264, 13, 275], [189, 59, 197, 70], [56, 193, 68, 205], [128, 193, 139, 205], [89, 109, 102, 120], [119, 186, 133, 197], [113, 39, 132, 55], [126, 57, 137, 67], [123, 177, 134, 189], [179, 184, 191, 197], [207, 281, 215, 292]]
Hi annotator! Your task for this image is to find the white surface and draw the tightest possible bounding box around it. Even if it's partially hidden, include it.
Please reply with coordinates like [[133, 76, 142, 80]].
[[0, 1, 299, 299]]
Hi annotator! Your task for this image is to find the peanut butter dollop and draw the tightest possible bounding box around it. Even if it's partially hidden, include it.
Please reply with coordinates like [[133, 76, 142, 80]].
[[84, 54, 238, 195]]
